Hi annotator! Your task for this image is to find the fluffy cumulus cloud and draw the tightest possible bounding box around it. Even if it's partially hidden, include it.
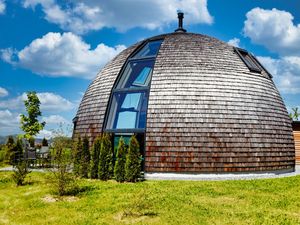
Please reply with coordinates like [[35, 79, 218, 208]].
[[42, 115, 70, 125], [0, 87, 8, 97], [244, 8, 300, 56], [227, 38, 240, 47], [244, 8, 300, 94], [22, 0, 213, 34], [0, 0, 5, 14], [0, 92, 74, 111], [1, 32, 125, 79], [0, 110, 20, 135]]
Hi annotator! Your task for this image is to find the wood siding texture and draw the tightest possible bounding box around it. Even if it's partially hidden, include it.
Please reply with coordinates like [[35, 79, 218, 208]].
[[293, 131, 300, 165], [145, 33, 295, 172], [74, 32, 295, 172]]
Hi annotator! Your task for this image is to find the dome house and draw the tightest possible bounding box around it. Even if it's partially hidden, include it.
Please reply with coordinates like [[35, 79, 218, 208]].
[[73, 13, 295, 173]]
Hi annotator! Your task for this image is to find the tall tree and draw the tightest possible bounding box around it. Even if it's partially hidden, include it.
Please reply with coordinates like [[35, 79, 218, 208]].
[[289, 107, 300, 121], [72, 136, 82, 176], [42, 137, 48, 146], [20, 91, 46, 143], [125, 136, 141, 182], [114, 137, 127, 182], [80, 137, 90, 178], [90, 137, 101, 179], [99, 133, 113, 181]]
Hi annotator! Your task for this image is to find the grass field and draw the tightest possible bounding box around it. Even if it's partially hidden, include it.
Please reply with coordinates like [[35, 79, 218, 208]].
[[0, 172, 300, 225]]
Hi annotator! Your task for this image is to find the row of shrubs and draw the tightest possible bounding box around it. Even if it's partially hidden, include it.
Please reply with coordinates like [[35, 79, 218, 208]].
[[72, 133, 142, 183]]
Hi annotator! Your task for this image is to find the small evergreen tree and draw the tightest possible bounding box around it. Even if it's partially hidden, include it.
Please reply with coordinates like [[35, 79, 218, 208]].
[[72, 136, 82, 176], [80, 137, 90, 178], [114, 137, 127, 182], [12, 138, 23, 165], [42, 137, 48, 146], [125, 136, 141, 182], [90, 137, 101, 179], [99, 133, 113, 181], [5, 136, 15, 164]]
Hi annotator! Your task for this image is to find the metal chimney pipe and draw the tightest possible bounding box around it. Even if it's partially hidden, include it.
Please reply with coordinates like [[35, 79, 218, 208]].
[[175, 11, 187, 33]]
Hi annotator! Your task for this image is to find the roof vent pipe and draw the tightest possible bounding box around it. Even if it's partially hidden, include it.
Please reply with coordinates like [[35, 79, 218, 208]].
[[175, 11, 187, 33]]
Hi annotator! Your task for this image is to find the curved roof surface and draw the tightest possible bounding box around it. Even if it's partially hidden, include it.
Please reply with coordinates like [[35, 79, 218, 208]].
[[74, 32, 295, 172]]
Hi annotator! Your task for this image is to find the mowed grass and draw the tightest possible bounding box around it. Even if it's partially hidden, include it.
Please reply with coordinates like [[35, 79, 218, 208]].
[[0, 172, 300, 225]]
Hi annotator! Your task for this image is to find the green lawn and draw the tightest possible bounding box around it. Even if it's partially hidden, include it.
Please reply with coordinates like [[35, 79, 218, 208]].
[[0, 172, 300, 225]]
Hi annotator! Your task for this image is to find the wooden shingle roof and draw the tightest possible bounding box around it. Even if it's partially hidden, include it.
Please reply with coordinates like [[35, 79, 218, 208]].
[[74, 32, 295, 173]]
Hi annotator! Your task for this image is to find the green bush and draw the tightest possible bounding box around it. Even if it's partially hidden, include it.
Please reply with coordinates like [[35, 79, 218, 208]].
[[12, 161, 30, 186], [80, 137, 90, 178], [50, 136, 78, 196], [99, 133, 113, 181], [91, 137, 101, 179], [125, 135, 141, 182], [72, 136, 82, 176], [114, 137, 127, 182]]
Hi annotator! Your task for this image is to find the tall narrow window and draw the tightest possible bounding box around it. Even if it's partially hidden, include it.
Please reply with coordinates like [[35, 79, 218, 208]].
[[105, 39, 163, 132]]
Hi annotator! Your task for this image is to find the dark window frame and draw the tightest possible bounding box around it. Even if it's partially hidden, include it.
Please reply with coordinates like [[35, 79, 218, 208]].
[[103, 39, 163, 132], [234, 47, 263, 73], [234, 47, 273, 78]]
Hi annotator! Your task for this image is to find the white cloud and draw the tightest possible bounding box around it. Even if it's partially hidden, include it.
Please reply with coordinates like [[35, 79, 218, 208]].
[[0, 0, 6, 14], [1, 32, 125, 79], [42, 115, 70, 124], [0, 92, 74, 112], [258, 56, 300, 94], [0, 110, 20, 135], [227, 38, 240, 47], [0, 87, 8, 97], [244, 8, 300, 56], [22, 0, 213, 34], [37, 92, 74, 111], [36, 129, 54, 139], [243, 8, 300, 94]]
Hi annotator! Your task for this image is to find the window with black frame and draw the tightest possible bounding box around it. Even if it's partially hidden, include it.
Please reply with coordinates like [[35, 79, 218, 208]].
[[105, 39, 163, 132]]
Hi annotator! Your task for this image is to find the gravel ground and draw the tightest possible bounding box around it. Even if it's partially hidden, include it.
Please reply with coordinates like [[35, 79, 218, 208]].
[[2, 165, 300, 181], [145, 165, 300, 181]]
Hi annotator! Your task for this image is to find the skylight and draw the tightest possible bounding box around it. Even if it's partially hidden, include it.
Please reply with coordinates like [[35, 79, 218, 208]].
[[234, 47, 262, 73]]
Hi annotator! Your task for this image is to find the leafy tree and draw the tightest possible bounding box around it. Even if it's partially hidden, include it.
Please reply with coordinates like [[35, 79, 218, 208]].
[[289, 107, 300, 121], [50, 136, 78, 196], [20, 91, 45, 143], [80, 137, 90, 178], [90, 137, 101, 179], [72, 136, 82, 176], [125, 136, 141, 182], [114, 137, 127, 182], [99, 133, 113, 181], [42, 137, 48, 146]]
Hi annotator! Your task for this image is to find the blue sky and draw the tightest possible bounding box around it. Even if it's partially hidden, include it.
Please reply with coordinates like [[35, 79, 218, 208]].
[[0, 0, 299, 138]]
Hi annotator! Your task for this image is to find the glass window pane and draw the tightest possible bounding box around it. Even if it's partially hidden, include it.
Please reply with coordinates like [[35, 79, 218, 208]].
[[116, 111, 137, 128], [121, 93, 141, 109], [133, 40, 163, 58], [106, 92, 148, 130], [116, 59, 154, 89]]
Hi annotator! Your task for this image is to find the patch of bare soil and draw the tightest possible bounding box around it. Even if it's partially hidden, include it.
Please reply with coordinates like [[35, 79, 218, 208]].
[[41, 195, 79, 203]]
